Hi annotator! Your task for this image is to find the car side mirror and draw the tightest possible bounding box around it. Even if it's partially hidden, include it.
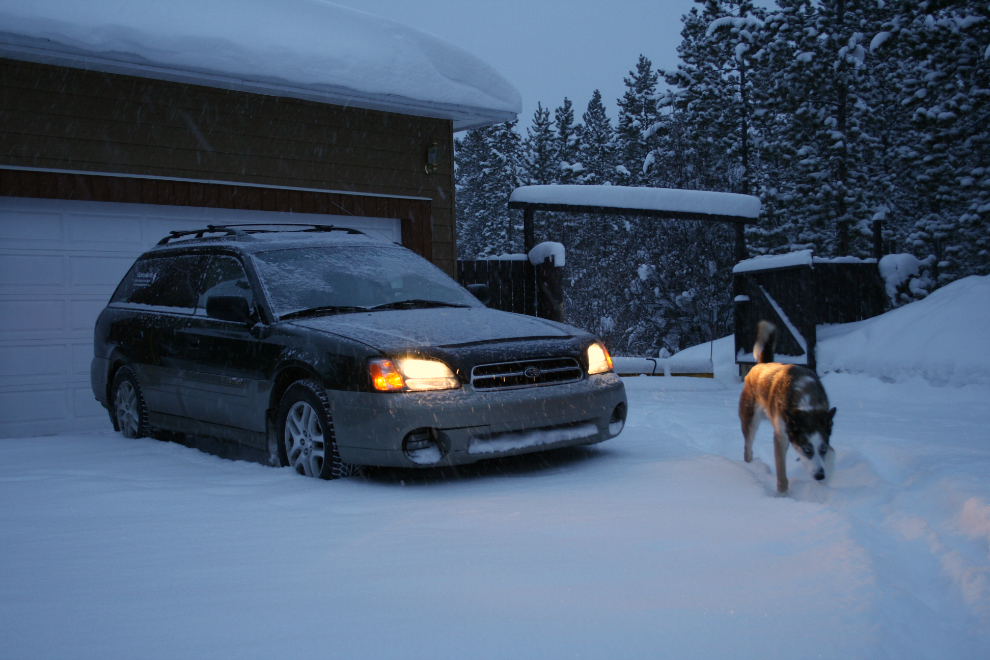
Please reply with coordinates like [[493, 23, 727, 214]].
[[206, 295, 253, 324], [465, 283, 490, 306]]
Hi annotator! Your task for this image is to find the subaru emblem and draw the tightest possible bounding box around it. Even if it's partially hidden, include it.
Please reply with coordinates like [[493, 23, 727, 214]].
[[524, 366, 542, 379]]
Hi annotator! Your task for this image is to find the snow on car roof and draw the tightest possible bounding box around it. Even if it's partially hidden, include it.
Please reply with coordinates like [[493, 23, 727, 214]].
[[509, 185, 762, 220], [0, 0, 521, 131]]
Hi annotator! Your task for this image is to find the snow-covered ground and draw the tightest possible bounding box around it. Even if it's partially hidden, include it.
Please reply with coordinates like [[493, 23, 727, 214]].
[[2, 277, 989, 659]]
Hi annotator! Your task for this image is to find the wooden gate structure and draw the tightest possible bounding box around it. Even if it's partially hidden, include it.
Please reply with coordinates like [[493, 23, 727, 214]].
[[733, 252, 888, 373]]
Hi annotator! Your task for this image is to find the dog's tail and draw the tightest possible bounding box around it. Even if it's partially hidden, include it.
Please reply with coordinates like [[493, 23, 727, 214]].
[[754, 321, 777, 363]]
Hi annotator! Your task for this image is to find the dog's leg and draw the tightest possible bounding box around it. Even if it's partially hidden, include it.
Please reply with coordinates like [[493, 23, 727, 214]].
[[739, 386, 757, 463], [773, 427, 789, 494]]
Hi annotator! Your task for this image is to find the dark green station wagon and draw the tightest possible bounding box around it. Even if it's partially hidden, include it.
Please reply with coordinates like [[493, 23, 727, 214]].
[[92, 224, 627, 479]]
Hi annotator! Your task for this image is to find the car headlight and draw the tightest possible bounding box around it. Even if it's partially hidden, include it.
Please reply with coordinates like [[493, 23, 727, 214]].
[[587, 342, 613, 375], [368, 358, 460, 392]]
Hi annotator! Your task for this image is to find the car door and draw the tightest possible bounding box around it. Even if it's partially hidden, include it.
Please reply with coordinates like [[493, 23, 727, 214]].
[[107, 253, 209, 420], [175, 254, 271, 436]]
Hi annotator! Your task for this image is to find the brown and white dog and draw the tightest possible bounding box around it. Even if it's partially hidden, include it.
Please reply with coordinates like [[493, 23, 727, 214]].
[[739, 321, 836, 494]]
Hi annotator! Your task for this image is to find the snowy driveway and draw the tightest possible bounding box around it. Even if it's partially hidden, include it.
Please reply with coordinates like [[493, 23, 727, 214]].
[[2, 374, 988, 659]]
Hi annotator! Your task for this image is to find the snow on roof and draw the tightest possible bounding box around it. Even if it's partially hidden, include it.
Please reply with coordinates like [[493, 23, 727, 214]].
[[733, 250, 814, 273], [0, 0, 521, 131], [509, 185, 761, 220], [734, 250, 877, 273]]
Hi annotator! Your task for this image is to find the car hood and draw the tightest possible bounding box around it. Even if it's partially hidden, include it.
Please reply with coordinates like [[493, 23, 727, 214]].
[[286, 307, 574, 351]]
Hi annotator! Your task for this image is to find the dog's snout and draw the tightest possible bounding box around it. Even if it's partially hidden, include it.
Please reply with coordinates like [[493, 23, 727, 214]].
[[814, 469, 825, 481]]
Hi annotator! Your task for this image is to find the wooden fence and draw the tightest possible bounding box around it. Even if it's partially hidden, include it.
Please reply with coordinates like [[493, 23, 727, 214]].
[[457, 257, 564, 321], [734, 261, 887, 373]]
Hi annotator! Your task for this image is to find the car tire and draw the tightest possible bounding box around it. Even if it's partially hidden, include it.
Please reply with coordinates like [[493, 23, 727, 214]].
[[111, 366, 150, 439], [276, 380, 359, 479]]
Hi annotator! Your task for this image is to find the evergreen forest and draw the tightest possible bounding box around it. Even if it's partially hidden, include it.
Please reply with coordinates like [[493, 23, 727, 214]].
[[454, 0, 990, 356]]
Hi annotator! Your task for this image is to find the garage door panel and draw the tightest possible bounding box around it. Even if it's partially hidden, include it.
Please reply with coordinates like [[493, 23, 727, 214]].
[[70, 299, 109, 331], [0, 254, 65, 287], [67, 213, 143, 246], [69, 255, 135, 288], [0, 343, 68, 380], [0, 210, 62, 243], [72, 342, 92, 376], [73, 387, 106, 419], [0, 300, 65, 332], [0, 387, 71, 424]]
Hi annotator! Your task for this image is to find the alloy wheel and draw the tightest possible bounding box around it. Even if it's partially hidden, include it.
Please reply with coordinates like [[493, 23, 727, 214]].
[[284, 400, 326, 477], [114, 380, 141, 438]]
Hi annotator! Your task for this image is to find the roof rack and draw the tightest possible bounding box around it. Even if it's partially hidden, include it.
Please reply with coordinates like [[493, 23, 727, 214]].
[[156, 223, 366, 245]]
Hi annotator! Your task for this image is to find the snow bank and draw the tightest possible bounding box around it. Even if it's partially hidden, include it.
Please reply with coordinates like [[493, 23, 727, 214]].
[[510, 185, 761, 219], [0, 0, 521, 129], [528, 241, 565, 266], [817, 275, 990, 386]]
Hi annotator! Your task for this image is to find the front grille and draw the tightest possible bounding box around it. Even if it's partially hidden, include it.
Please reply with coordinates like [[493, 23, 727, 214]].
[[470, 357, 582, 391]]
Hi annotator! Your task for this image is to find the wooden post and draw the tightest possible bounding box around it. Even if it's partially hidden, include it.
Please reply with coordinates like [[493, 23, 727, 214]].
[[524, 208, 535, 253], [734, 221, 747, 263], [535, 256, 564, 322], [872, 219, 883, 260]]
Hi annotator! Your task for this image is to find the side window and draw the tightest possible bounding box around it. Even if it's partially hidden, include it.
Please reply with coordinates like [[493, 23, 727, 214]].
[[111, 255, 209, 310], [197, 255, 255, 311]]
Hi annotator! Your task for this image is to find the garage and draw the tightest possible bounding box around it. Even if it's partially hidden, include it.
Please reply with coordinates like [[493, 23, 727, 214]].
[[0, 193, 405, 438], [0, 2, 520, 438]]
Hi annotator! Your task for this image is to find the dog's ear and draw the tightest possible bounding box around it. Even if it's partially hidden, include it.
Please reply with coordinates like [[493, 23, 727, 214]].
[[828, 407, 837, 420], [783, 409, 803, 430]]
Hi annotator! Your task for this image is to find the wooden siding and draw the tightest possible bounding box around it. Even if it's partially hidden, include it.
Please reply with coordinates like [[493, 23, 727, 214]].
[[0, 58, 457, 274]]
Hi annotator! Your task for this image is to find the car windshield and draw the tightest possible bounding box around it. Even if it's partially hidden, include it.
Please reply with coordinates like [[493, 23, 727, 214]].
[[252, 246, 479, 318]]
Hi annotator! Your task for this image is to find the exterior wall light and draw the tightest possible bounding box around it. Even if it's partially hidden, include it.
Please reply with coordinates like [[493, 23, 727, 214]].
[[425, 139, 440, 174]]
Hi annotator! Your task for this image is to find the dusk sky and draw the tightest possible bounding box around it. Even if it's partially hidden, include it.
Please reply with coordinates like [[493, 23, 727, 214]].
[[334, 0, 705, 128]]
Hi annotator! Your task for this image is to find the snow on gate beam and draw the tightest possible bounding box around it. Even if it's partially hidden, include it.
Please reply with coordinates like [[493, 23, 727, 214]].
[[508, 185, 761, 261]]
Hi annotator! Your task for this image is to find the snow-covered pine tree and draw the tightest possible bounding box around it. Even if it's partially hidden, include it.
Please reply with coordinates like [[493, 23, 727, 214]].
[[652, 0, 768, 196], [522, 102, 557, 186], [453, 127, 489, 259], [762, 0, 884, 257], [871, 0, 990, 281], [616, 55, 661, 184], [553, 98, 584, 184], [579, 90, 617, 185], [453, 121, 523, 258]]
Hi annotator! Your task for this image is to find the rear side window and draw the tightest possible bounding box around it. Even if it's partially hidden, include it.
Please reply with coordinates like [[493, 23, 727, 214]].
[[111, 255, 210, 310]]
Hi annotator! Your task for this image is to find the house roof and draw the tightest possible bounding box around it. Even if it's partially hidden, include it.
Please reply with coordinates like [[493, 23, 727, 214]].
[[0, 0, 521, 131], [508, 185, 762, 222]]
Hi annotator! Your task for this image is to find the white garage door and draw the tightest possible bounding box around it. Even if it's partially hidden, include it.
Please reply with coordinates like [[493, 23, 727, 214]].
[[0, 196, 402, 438]]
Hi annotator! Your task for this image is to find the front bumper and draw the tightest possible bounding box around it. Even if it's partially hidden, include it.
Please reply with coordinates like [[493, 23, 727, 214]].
[[331, 372, 626, 467]]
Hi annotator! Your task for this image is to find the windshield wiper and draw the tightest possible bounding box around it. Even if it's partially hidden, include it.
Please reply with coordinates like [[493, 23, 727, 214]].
[[364, 299, 471, 312], [280, 305, 367, 321]]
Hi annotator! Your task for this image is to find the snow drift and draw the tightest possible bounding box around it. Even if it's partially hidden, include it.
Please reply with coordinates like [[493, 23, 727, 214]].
[[816, 275, 990, 386]]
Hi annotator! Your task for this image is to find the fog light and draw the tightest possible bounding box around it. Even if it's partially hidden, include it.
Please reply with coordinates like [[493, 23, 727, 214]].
[[609, 402, 627, 437], [403, 428, 445, 465]]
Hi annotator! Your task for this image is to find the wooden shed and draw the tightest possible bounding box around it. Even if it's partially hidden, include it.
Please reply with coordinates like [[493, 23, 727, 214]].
[[0, 0, 521, 437]]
